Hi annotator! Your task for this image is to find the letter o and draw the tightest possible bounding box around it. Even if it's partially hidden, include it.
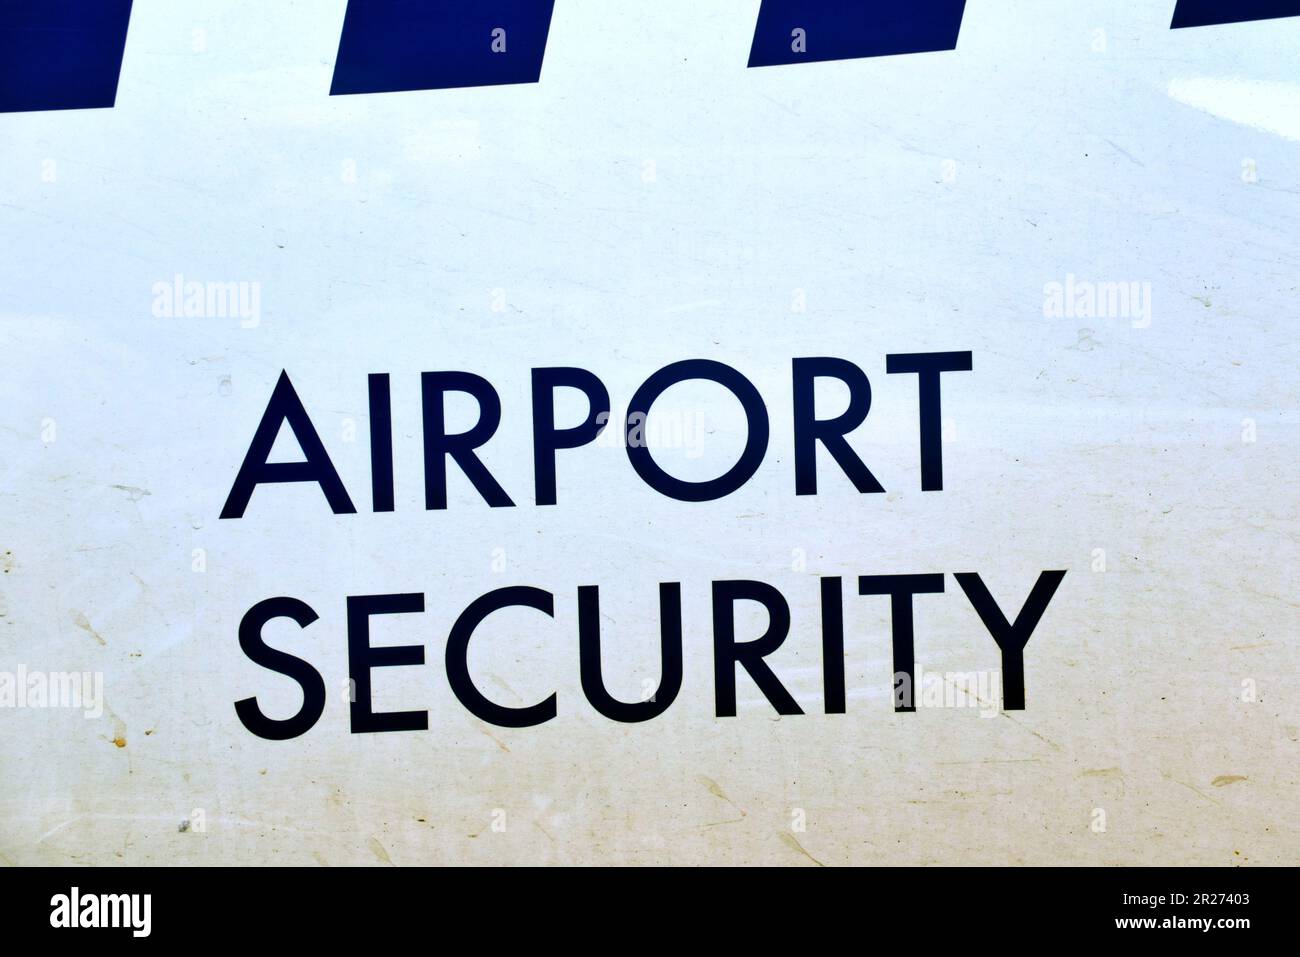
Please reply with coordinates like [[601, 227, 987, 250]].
[[625, 360, 768, 501]]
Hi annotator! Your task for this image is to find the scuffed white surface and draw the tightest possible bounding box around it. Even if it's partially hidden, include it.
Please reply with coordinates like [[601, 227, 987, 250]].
[[0, 0, 1297, 865], [1168, 76, 1300, 141]]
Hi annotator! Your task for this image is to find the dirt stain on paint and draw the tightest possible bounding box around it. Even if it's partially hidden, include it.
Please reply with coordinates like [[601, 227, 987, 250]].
[[111, 484, 151, 502], [780, 832, 825, 867], [699, 776, 747, 817], [73, 611, 106, 645], [479, 725, 511, 753], [1082, 767, 1126, 795], [368, 837, 394, 865]]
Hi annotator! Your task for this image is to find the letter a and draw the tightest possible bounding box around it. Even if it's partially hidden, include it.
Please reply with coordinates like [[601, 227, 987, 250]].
[[220, 370, 356, 518]]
